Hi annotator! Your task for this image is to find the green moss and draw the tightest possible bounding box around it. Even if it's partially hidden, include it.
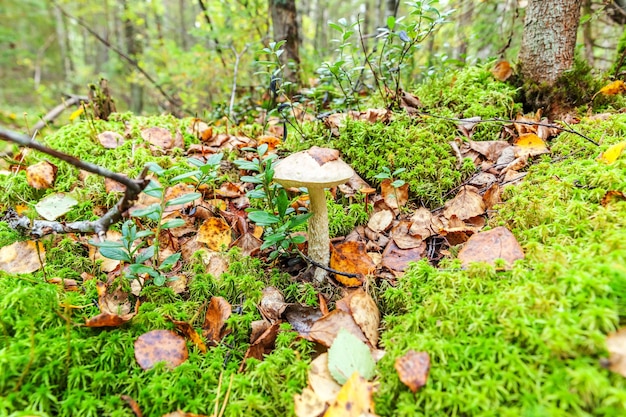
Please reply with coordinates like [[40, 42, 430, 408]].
[[376, 115, 626, 416]]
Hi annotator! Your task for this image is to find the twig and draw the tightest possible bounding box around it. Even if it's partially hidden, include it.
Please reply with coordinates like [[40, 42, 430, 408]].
[[229, 44, 250, 121], [32, 94, 89, 132], [0, 127, 146, 193], [293, 246, 362, 279], [416, 112, 599, 146]]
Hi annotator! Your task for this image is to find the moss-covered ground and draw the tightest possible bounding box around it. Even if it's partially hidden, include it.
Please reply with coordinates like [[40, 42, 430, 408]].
[[1, 66, 625, 416]]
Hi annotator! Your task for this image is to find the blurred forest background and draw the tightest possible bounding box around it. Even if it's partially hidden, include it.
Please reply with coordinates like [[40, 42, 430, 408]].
[[1, 0, 625, 121]]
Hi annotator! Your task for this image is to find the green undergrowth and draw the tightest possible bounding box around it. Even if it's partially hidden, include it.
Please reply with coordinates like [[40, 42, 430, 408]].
[[375, 114, 626, 416], [0, 252, 314, 417]]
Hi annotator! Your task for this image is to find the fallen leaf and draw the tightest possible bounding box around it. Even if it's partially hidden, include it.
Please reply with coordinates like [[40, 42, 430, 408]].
[[309, 310, 369, 348], [161, 411, 209, 417], [166, 316, 207, 353], [347, 290, 380, 347], [85, 281, 139, 327], [381, 239, 425, 273], [443, 186, 485, 220], [35, 193, 78, 221], [98, 131, 125, 149], [202, 296, 232, 346], [394, 350, 430, 393], [196, 218, 232, 251], [26, 160, 57, 189], [120, 395, 143, 417], [328, 329, 376, 385], [367, 210, 394, 233], [134, 330, 188, 370], [601, 190, 626, 207], [284, 304, 323, 339], [598, 141, 626, 164], [142, 127, 174, 151], [381, 179, 409, 209], [308, 146, 340, 165], [258, 286, 287, 323], [491, 60, 512, 81], [390, 221, 423, 249], [240, 321, 281, 371], [409, 207, 440, 239], [458, 226, 524, 269], [47, 277, 79, 291], [294, 387, 327, 417], [0, 240, 45, 274], [514, 133, 549, 158], [605, 327, 626, 377], [308, 353, 342, 403], [231, 232, 262, 257], [598, 80, 626, 96], [323, 372, 377, 417], [330, 241, 375, 287]]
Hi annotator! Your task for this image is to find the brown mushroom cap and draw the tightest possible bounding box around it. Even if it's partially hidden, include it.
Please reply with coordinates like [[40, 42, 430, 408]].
[[273, 146, 354, 189]]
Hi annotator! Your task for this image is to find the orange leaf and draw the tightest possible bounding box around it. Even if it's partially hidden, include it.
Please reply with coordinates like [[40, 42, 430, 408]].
[[598, 80, 626, 96], [166, 316, 207, 353], [202, 296, 232, 345], [26, 160, 57, 189], [196, 218, 232, 251], [330, 241, 375, 287], [491, 60, 512, 81], [134, 330, 188, 370]]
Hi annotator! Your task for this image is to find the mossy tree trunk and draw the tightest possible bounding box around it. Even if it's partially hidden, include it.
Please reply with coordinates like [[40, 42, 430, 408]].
[[518, 0, 582, 87]]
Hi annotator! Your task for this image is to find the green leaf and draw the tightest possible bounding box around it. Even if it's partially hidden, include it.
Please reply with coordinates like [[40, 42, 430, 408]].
[[165, 192, 202, 207], [290, 235, 306, 244], [153, 273, 167, 286], [170, 170, 202, 182], [287, 213, 312, 229], [241, 175, 263, 184], [161, 252, 181, 269], [90, 240, 124, 248], [248, 210, 280, 226], [135, 245, 156, 264], [143, 180, 164, 198], [276, 188, 289, 218], [131, 203, 161, 218], [387, 15, 396, 30], [145, 162, 165, 176], [135, 230, 154, 239], [99, 247, 132, 263], [391, 179, 406, 188], [161, 219, 186, 229], [128, 263, 157, 276], [328, 329, 375, 385]]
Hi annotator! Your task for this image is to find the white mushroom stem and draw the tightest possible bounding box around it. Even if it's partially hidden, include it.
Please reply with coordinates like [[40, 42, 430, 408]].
[[307, 186, 331, 282]]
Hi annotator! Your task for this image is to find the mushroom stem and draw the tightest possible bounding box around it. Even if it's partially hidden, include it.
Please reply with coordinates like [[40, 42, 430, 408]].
[[307, 186, 330, 282]]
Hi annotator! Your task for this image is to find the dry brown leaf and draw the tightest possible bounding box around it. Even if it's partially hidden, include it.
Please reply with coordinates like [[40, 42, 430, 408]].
[[97, 131, 125, 149], [202, 296, 232, 345], [443, 186, 485, 220], [164, 183, 201, 213], [482, 183, 502, 211], [48, 277, 79, 291], [187, 118, 211, 140], [0, 240, 45, 274], [308, 310, 369, 348], [26, 160, 57, 189], [284, 304, 323, 339], [134, 330, 188, 370], [196, 218, 232, 251], [166, 315, 207, 353], [161, 411, 209, 417], [394, 350, 430, 393], [215, 182, 245, 198], [141, 127, 174, 151], [409, 207, 438, 239], [323, 372, 377, 417], [381, 239, 426, 273], [257, 135, 282, 152], [330, 241, 375, 287], [231, 232, 262, 257], [468, 140, 511, 163], [240, 321, 281, 371], [458, 226, 524, 269], [381, 179, 408, 209], [85, 281, 139, 327], [308, 353, 342, 404], [601, 190, 626, 207], [491, 60, 512, 81], [259, 286, 287, 323], [367, 210, 394, 233], [605, 327, 626, 377], [390, 221, 423, 250], [347, 289, 380, 347]]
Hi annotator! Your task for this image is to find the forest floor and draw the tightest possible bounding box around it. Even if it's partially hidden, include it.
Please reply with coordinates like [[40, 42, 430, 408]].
[[1, 65, 626, 417]]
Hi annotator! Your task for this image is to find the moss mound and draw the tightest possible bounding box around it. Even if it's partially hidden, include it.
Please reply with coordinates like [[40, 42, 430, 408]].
[[375, 115, 626, 416]]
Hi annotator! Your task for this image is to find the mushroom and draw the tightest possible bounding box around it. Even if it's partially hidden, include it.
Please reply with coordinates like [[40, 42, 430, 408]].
[[273, 146, 355, 282]]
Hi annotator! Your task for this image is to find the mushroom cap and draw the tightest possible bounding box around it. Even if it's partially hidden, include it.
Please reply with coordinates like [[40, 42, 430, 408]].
[[273, 146, 354, 189]]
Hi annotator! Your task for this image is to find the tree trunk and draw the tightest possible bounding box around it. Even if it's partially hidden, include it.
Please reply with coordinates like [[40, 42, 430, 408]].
[[518, 0, 582, 86], [122, 0, 144, 114], [269, 0, 301, 85]]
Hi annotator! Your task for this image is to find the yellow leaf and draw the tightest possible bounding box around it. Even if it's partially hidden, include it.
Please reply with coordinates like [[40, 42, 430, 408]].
[[598, 80, 626, 96], [196, 218, 232, 251], [598, 141, 626, 164], [324, 372, 378, 417], [69, 106, 84, 121]]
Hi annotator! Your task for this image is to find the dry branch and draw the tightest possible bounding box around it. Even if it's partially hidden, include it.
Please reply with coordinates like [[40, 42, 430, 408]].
[[0, 127, 151, 238]]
